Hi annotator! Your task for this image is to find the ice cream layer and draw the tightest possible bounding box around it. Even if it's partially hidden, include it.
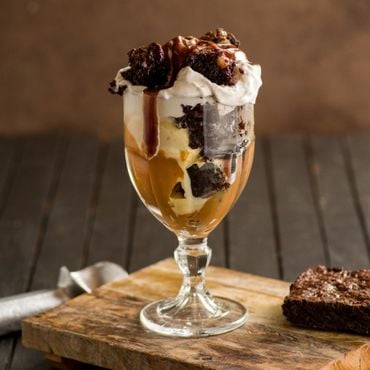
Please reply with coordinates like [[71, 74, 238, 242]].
[[158, 118, 209, 215], [124, 94, 209, 215]]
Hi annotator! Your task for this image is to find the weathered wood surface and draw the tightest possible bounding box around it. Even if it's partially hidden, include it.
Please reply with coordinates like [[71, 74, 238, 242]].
[[0, 134, 370, 369], [0, 136, 62, 370], [310, 137, 369, 268], [228, 140, 278, 278], [322, 343, 370, 370], [22, 259, 368, 370], [269, 137, 327, 280], [87, 139, 132, 268]]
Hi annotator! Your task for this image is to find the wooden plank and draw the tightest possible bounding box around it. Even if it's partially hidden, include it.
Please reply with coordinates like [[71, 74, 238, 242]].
[[0, 136, 62, 370], [228, 140, 278, 278], [0, 138, 18, 218], [322, 343, 370, 370], [0, 139, 19, 370], [30, 136, 100, 290], [0, 135, 60, 296], [87, 139, 133, 267], [8, 136, 102, 370], [269, 136, 326, 281], [311, 137, 369, 268], [22, 258, 368, 370], [346, 135, 370, 256], [0, 334, 15, 370]]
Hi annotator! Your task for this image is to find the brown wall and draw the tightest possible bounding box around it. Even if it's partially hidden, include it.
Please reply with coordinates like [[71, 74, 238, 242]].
[[1, 0, 370, 138]]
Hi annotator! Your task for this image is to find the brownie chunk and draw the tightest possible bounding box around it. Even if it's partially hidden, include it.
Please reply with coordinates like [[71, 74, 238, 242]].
[[185, 49, 236, 86], [187, 163, 229, 198], [121, 43, 170, 89], [175, 103, 246, 159], [282, 266, 370, 335], [175, 104, 205, 150]]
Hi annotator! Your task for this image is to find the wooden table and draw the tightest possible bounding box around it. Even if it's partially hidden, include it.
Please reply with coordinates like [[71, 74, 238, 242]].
[[0, 133, 369, 369]]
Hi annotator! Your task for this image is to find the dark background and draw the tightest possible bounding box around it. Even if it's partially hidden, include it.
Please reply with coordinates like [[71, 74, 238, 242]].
[[1, 0, 370, 138]]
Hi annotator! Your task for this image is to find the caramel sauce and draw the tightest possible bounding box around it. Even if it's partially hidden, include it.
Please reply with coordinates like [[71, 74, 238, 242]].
[[124, 125, 255, 238], [124, 126, 157, 208]]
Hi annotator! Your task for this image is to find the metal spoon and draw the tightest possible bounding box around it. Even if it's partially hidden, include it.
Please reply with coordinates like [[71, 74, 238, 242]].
[[0, 262, 128, 336]]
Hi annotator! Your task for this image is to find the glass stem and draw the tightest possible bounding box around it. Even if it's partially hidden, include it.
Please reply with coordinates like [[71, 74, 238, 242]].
[[140, 236, 247, 335], [174, 237, 218, 314]]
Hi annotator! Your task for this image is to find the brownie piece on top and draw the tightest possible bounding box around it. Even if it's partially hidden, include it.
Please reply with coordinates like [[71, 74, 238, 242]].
[[121, 43, 171, 89], [185, 47, 237, 86], [115, 28, 241, 91], [282, 266, 370, 335]]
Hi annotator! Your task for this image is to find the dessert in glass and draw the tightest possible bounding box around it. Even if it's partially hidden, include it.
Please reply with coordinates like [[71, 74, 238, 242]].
[[109, 28, 262, 337]]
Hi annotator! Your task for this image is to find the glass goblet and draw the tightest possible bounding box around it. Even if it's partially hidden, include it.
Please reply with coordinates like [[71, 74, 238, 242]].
[[123, 89, 255, 337]]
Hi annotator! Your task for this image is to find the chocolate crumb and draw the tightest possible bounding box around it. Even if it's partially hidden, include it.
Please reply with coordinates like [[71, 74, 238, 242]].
[[200, 28, 240, 48], [108, 80, 126, 95], [170, 182, 185, 199]]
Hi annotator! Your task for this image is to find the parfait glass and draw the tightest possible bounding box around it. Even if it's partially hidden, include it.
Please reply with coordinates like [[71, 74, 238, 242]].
[[123, 89, 255, 337]]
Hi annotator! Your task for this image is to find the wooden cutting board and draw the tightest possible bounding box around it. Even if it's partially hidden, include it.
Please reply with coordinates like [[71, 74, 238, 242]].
[[22, 259, 369, 370]]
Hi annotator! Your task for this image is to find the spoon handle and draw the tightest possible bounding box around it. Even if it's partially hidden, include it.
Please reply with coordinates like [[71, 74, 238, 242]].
[[0, 289, 69, 336]]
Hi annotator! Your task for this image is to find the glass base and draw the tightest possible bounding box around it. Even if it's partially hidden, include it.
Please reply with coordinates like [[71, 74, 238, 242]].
[[140, 296, 248, 337]]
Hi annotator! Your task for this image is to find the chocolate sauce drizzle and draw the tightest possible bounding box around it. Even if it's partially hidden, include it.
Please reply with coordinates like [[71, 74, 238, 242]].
[[142, 90, 159, 159], [162, 36, 237, 87]]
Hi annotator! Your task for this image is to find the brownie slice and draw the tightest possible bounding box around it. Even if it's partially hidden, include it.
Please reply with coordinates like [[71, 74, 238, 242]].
[[282, 266, 370, 335]]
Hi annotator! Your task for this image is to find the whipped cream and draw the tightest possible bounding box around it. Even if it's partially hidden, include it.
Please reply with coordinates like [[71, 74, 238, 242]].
[[159, 50, 262, 105]]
